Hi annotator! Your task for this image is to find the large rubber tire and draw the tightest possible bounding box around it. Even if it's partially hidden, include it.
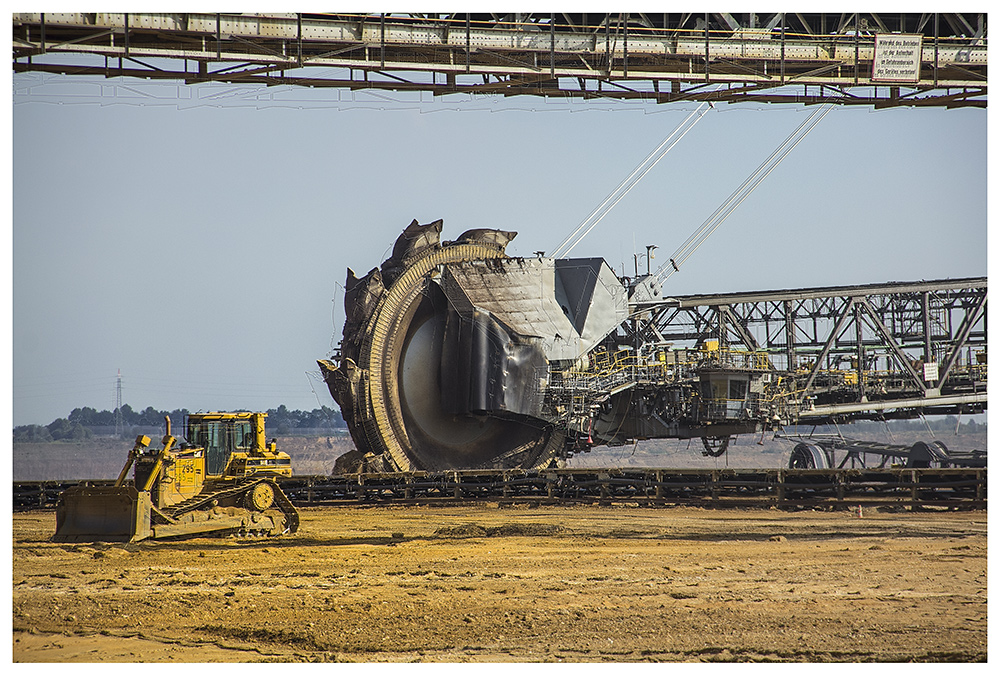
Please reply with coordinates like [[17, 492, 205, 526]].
[[788, 442, 830, 469]]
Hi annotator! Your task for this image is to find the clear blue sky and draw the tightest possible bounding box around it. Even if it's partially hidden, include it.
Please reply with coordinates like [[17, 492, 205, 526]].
[[10, 67, 988, 426]]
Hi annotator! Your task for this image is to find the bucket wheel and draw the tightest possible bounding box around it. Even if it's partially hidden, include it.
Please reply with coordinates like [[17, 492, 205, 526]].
[[320, 220, 563, 472]]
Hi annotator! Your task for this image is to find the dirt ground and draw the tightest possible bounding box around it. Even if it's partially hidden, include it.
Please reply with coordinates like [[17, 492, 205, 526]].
[[11, 504, 987, 663]]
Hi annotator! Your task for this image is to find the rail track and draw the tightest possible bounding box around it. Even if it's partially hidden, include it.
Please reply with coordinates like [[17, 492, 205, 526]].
[[14, 467, 986, 512]]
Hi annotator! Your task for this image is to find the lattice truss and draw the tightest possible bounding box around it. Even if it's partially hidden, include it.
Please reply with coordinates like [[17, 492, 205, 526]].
[[618, 278, 987, 417], [12, 12, 988, 108]]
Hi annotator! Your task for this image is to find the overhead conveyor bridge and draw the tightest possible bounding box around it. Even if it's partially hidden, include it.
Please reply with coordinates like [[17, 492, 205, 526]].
[[12, 12, 987, 108]]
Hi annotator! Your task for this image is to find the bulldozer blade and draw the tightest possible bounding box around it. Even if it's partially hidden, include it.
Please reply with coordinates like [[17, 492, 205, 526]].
[[54, 485, 152, 543]]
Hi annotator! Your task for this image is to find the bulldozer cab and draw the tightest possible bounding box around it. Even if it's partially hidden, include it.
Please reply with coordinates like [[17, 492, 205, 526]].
[[184, 412, 291, 479], [186, 413, 255, 476]]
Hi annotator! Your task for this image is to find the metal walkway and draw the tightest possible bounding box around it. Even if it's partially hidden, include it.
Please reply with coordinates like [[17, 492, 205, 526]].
[[12, 12, 987, 108]]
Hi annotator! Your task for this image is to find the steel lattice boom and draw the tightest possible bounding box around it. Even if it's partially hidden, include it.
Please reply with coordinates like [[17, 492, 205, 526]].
[[594, 276, 988, 441]]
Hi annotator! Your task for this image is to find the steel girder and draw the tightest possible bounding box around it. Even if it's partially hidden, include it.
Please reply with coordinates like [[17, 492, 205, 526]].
[[624, 276, 987, 421], [12, 12, 987, 108]]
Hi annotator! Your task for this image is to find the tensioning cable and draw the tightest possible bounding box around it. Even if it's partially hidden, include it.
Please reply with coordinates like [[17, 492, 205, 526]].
[[550, 100, 713, 259], [653, 103, 835, 285]]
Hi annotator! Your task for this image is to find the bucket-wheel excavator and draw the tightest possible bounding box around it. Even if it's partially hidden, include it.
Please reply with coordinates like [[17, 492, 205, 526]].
[[319, 220, 986, 473]]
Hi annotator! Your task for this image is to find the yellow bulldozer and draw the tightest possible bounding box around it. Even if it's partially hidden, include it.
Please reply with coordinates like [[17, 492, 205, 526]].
[[54, 412, 300, 542]]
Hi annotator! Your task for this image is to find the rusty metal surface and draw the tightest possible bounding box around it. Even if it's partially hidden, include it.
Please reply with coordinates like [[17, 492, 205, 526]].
[[440, 256, 627, 362]]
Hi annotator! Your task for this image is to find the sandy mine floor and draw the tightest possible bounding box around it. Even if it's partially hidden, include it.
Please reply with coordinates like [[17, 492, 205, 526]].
[[12, 504, 987, 662]]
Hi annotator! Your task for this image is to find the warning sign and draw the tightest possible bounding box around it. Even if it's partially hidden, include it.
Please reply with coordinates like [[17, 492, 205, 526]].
[[872, 34, 923, 82]]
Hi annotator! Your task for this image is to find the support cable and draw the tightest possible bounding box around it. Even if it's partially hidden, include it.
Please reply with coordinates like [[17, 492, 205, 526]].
[[654, 103, 835, 285], [551, 100, 713, 258]]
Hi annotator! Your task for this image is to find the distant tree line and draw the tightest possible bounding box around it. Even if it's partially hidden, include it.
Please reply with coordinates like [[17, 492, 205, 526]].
[[13, 405, 983, 443], [13, 405, 346, 442]]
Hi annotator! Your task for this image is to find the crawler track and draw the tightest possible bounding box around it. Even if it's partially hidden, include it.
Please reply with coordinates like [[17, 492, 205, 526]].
[[16, 467, 986, 512], [159, 477, 301, 536]]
